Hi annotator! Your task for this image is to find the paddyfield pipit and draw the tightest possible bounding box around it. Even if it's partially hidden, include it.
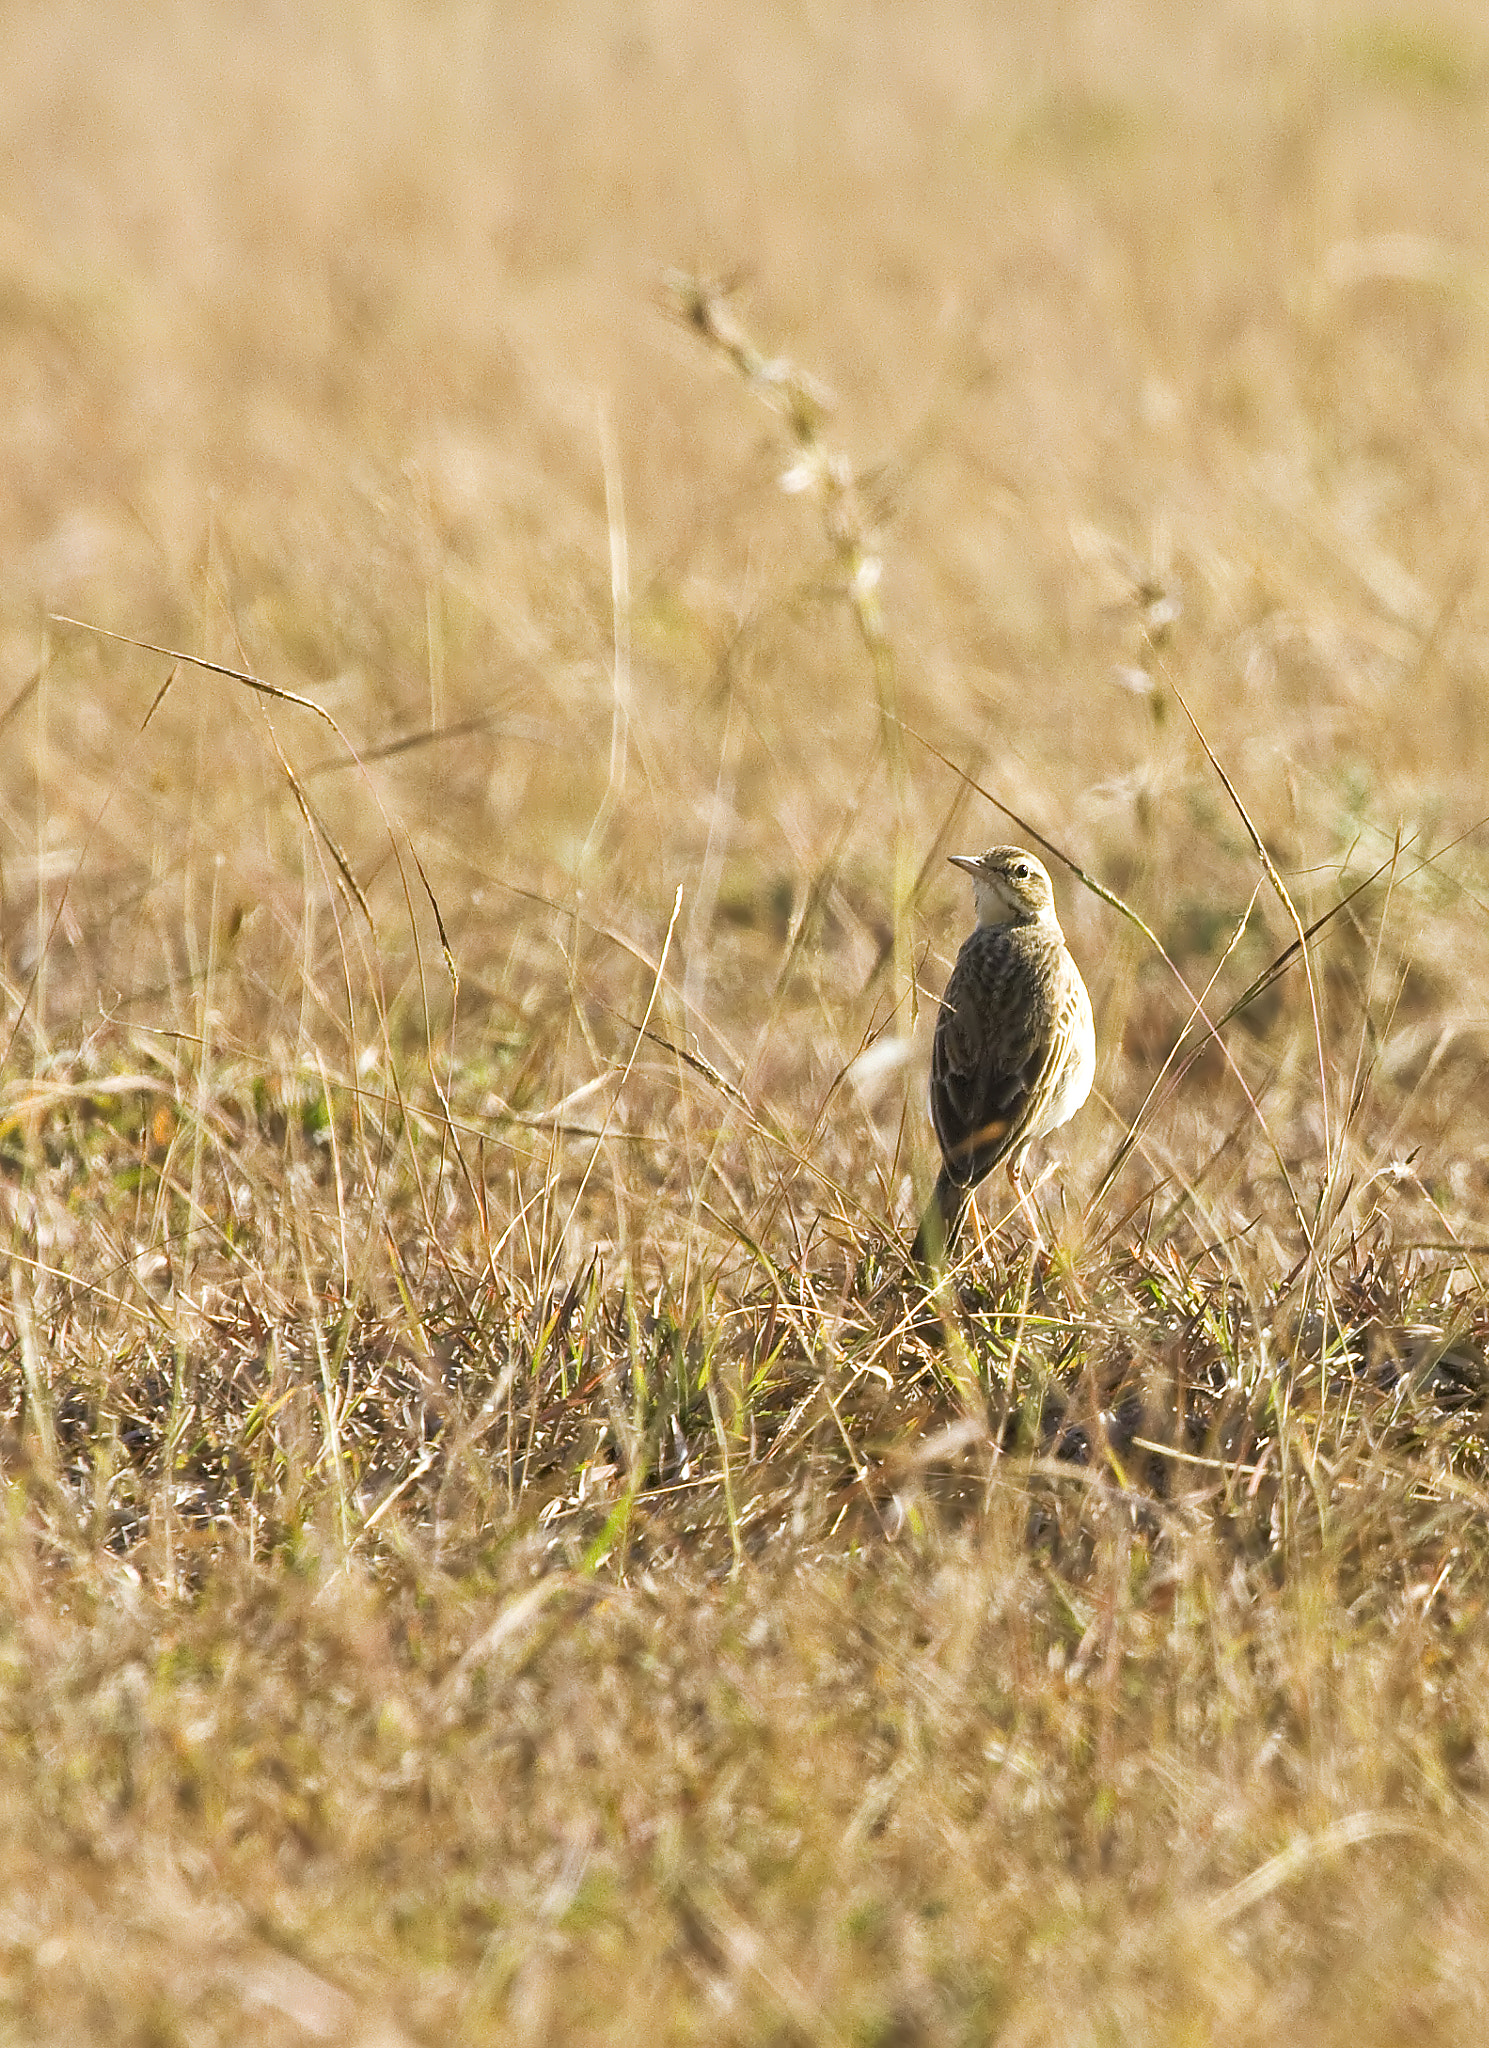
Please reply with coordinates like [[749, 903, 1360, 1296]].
[[913, 845, 1095, 1269]]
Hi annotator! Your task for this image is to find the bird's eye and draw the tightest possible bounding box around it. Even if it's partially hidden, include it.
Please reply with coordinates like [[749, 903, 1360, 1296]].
[[1013, 863, 1031, 880]]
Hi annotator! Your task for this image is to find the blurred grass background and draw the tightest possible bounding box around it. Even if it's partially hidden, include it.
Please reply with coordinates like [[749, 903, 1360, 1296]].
[[5, 1, 1489, 2041]]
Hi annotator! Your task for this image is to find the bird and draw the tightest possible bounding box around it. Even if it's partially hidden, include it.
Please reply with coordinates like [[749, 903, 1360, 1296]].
[[913, 845, 1095, 1270]]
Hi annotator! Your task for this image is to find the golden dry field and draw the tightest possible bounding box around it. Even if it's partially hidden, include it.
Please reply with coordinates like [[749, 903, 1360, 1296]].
[[6, 1, 1489, 2040]]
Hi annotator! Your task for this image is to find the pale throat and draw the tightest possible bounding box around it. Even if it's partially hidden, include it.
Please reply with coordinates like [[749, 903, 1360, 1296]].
[[973, 879, 1056, 931]]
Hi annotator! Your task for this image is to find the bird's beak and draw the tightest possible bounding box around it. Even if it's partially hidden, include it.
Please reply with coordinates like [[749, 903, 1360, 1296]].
[[947, 855, 981, 876]]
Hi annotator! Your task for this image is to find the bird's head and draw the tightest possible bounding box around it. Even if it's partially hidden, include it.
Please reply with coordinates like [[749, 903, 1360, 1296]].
[[948, 846, 1060, 929]]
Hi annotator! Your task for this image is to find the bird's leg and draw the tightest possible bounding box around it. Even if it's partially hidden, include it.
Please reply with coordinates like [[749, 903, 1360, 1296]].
[[1006, 1152, 1045, 1250]]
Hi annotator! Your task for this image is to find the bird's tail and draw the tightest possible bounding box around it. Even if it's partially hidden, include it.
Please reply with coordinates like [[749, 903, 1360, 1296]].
[[911, 1169, 970, 1273]]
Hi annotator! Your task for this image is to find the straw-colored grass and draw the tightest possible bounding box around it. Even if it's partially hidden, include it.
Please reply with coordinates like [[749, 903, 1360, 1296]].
[[6, 1, 1489, 2040]]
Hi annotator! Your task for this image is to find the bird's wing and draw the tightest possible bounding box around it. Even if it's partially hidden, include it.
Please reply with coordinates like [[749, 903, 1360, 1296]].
[[929, 927, 1054, 1185]]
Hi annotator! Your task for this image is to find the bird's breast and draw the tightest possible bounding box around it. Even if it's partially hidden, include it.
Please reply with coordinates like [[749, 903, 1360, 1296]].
[[1038, 982, 1095, 1137]]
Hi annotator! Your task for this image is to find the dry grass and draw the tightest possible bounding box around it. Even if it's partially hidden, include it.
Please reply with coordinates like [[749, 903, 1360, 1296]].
[[6, 1, 1489, 2040]]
